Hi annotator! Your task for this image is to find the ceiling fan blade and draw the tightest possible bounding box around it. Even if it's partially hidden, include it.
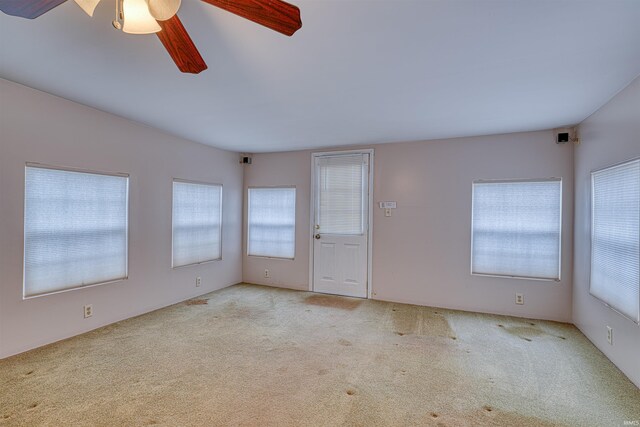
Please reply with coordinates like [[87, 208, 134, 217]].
[[156, 15, 208, 74], [0, 0, 67, 18], [202, 0, 301, 36]]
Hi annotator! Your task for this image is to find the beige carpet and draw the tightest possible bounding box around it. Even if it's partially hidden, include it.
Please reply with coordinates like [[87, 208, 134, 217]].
[[1, 283, 639, 426]]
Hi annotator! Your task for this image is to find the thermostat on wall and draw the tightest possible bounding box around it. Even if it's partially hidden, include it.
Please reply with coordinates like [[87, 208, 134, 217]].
[[379, 201, 397, 209]]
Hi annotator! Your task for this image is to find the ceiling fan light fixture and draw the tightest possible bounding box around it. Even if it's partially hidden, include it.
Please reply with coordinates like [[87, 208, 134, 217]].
[[122, 0, 161, 34], [74, 0, 102, 16], [146, 0, 180, 21]]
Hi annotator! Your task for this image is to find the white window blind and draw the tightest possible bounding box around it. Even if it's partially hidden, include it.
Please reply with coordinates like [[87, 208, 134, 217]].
[[24, 165, 129, 297], [471, 179, 562, 280], [247, 187, 296, 259], [590, 159, 640, 323], [316, 154, 367, 235], [172, 180, 222, 267]]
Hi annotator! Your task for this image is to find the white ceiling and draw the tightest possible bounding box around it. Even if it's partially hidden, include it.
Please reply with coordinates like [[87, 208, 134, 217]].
[[1, 0, 640, 153]]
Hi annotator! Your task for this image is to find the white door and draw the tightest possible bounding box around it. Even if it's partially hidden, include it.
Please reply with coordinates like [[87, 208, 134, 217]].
[[312, 152, 370, 298]]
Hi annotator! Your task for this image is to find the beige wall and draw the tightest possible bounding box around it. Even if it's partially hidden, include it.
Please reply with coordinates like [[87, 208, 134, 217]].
[[244, 130, 574, 322], [242, 151, 311, 289], [0, 79, 243, 358], [574, 75, 640, 388]]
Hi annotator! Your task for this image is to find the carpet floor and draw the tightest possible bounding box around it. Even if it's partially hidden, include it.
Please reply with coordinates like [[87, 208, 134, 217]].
[[1, 283, 639, 426]]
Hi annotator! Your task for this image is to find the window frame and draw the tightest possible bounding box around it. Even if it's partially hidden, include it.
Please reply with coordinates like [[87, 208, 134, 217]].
[[247, 185, 297, 260], [470, 177, 563, 282], [589, 157, 640, 324], [171, 178, 223, 269], [23, 162, 130, 299]]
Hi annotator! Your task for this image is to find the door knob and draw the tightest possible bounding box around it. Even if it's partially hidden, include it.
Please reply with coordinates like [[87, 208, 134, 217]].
[[314, 234, 321, 240]]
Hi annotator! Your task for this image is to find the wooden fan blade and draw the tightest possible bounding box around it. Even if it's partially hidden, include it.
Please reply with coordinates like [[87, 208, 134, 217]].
[[0, 0, 67, 18], [202, 0, 301, 36], [156, 15, 208, 74]]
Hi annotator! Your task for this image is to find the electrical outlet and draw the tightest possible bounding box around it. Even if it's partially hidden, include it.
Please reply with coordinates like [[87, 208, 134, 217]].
[[264, 269, 270, 279], [515, 293, 524, 305], [84, 304, 93, 318], [196, 277, 201, 287], [607, 326, 613, 345]]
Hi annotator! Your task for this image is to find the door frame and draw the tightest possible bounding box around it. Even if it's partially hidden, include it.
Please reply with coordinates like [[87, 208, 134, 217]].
[[308, 149, 375, 299]]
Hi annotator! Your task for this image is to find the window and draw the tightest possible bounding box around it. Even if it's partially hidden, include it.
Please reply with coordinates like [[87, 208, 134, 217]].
[[172, 180, 222, 267], [316, 154, 367, 235], [590, 159, 640, 323], [24, 165, 129, 297], [471, 178, 562, 280], [247, 187, 296, 259]]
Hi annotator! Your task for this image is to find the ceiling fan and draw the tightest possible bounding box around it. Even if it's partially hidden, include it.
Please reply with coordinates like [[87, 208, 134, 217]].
[[0, 0, 302, 74]]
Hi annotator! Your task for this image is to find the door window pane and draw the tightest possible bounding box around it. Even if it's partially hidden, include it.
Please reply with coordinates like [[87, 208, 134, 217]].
[[316, 154, 366, 235]]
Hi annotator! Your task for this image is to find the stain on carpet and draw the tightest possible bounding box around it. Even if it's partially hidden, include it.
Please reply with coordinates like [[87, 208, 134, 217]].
[[219, 301, 265, 319], [185, 299, 208, 306], [462, 406, 562, 427], [303, 294, 363, 310], [342, 387, 386, 426], [391, 305, 454, 338], [500, 324, 547, 342], [421, 406, 561, 426]]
